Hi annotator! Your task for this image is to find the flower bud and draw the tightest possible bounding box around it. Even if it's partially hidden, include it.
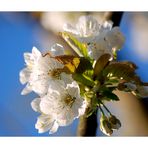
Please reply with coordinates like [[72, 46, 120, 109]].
[[137, 85, 148, 98], [108, 115, 121, 130], [117, 83, 126, 91], [100, 116, 113, 136], [85, 91, 94, 98], [124, 83, 137, 91], [85, 86, 90, 92]]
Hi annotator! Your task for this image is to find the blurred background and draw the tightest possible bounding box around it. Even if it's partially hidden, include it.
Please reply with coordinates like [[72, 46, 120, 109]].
[[0, 12, 148, 136]]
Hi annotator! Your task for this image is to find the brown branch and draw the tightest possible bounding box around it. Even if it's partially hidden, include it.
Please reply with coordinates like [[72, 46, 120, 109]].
[[77, 12, 124, 137], [77, 106, 98, 136]]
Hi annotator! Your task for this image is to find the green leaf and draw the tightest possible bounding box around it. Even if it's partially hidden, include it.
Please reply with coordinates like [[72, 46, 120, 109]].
[[78, 84, 86, 96], [102, 91, 119, 101], [119, 61, 138, 69], [83, 70, 94, 79], [94, 54, 111, 78], [103, 62, 142, 84], [105, 79, 119, 84], [60, 32, 88, 57], [76, 57, 93, 73], [99, 85, 116, 92], [72, 73, 95, 87], [113, 49, 117, 60]]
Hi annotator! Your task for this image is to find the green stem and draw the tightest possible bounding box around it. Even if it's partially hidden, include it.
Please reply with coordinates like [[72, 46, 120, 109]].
[[98, 104, 105, 116], [98, 99, 112, 115]]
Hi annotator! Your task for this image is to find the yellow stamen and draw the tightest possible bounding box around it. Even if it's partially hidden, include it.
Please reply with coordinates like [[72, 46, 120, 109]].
[[64, 95, 76, 107], [48, 69, 61, 79]]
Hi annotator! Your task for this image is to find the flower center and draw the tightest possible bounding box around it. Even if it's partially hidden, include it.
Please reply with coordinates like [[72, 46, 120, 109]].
[[48, 68, 61, 79], [64, 94, 76, 107]]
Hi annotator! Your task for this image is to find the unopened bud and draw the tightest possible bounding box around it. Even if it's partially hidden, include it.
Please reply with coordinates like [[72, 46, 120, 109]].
[[137, 85, 148, 98], [124, 83, 137, 91], [85, 86, 90, 92], [108, 115, 121, 130], [117, 83, 126, 91], [100, 116, 113, 136]]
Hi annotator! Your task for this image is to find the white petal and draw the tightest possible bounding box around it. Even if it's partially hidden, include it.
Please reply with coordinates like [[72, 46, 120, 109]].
[[88, 38, 112, 60], [40, 96, 54, 114], [60, 73, 73, 84], [32, 78, 50, 96], [66, 81, 80, 98], [63, 23, 79, 35], [32, 46, 42, 58], [21, 84, 32, 95], [71, 97, 86, 118], [57, 109, 74, 126], [51, 44, 64, 56], [78, 36, 95, 43], [24, 52, 33, 66], [37, 56, 51, 72], [106, 27, 125, 50], [48, 58, 64, 70], [48, 80, 66, 95], [76, 15, 100, 37], [19, 68, 31, 84], [103, 21, 113, 29], [78, 100, 87, 116], [39, 90, 62, 115], [49, 121, 59, 134], [35, 114, 55, 133], [31, 98, 41, 112]]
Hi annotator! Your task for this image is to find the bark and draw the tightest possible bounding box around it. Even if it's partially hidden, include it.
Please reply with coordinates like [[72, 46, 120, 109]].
[[77, 106, 98, 136], [77, 12, 124, 136]]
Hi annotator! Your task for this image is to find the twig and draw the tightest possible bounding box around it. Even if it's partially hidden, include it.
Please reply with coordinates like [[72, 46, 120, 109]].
[[77, 12, 124, 136]]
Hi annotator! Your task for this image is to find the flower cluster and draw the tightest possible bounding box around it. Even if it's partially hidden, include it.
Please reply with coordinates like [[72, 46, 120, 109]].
[[20, 45, 86, 134], [20, 15, 148, 136]]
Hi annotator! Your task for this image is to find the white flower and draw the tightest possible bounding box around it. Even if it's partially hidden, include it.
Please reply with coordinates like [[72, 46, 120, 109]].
[[64, 15, 100, 40], [20, 46, 71, 96], [31, 98, 59, 134], [35, 114, 59, 134], [63, 15, 125, 60], [31, 98, 56, 134], [31, 81, 86, 134], [31, 97, 41, 112], [41, 81, 86, 125]]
